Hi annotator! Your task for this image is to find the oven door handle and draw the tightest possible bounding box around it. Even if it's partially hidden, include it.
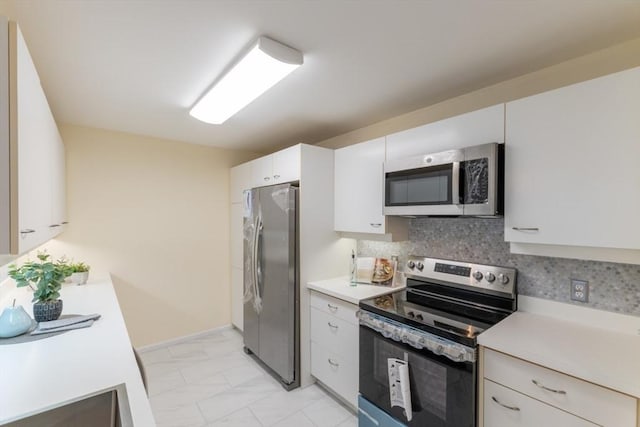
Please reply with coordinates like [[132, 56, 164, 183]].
[[358, 310, 476, 363]]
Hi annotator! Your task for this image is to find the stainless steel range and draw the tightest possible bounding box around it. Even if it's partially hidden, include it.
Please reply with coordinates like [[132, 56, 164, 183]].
[[358, 256, 517, 427]]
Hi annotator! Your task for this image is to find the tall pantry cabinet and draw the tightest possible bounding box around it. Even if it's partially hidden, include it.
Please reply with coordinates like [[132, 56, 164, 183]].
[[0, 18, 66, 256]]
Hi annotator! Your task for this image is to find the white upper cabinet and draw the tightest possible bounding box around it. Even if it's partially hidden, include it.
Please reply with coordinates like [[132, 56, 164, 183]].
[[250, 144, 301, 188], [272, 144, 301, 184], [385, 104, 504, 161], [15, 23, 51, 253], [504, 67, 640, 253], [48, 102, 67, 239], [250, 155, 274, 188], [0, 17, 9, 255], [334, 137, 385, 234], [334, 137, 406, 239], [1, 20, 66, 255]]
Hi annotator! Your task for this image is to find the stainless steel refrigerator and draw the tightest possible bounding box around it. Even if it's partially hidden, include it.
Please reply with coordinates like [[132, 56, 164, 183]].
[[243, 183, 299, 390]]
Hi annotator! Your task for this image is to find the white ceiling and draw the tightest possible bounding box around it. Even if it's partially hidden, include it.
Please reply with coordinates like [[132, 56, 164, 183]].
[[7, 0, 640, 152]]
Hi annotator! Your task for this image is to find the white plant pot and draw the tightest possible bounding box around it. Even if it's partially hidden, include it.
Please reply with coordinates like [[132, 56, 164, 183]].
[[70, 271, 89, 285]]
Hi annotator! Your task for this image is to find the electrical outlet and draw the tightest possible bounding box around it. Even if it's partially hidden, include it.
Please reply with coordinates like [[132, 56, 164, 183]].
[[570, 279, 589, 302]]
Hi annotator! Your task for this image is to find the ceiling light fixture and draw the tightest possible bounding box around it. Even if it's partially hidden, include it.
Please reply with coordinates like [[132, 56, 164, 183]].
[[189, 36, 303, 125]]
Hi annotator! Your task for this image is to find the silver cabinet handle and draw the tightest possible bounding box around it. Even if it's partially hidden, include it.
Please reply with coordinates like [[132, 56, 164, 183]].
[[492, 396, 520, 411], [327, 322, 338, 330], [327, 358, 339, 368], [20, 229, 35, 234], [327, 303, 338, 312], [370, 223, 382, 228], [49, 224, 61, 228], [264, 176, 270, 181], [61, 221, 69, 225], [532, 379, 566, 394], [512, 227, 539, 231], [273, 174, 280, 179]]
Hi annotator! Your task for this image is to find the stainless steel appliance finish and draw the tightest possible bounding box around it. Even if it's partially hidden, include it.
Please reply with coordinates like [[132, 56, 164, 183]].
[[358, 256, 517, 427], [405, 255, 516, 298], [384, 142, 503, 217], [243, 183, 299, 390]]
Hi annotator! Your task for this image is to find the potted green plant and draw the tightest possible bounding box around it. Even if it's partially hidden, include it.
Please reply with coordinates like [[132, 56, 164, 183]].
[[8, 253, 72, 322], [67, 262, 91, 285]]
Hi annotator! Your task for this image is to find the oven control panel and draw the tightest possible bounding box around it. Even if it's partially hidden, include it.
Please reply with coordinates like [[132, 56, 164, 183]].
[[405, 256, 517, 297]]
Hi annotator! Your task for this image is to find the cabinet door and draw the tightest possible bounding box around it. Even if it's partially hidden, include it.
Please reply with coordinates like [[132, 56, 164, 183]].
[[272, 144, 300, 184], [386, 104, 504, 161], [14, 24, 51, 253], [484, 380, 598, 427], [49, 110, 66, 238], [250, 155, 273, 188], [311, 342, 358, 408], [334, 137, 386, 234], [504, 67, 640, 250], [0, 18, 10, 254], [230, 162, 252, 203]]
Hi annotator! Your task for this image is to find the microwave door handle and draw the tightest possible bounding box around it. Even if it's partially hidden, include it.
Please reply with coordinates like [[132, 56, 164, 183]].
[[451, 161, 461, 204], [381, 162, 385, 215]]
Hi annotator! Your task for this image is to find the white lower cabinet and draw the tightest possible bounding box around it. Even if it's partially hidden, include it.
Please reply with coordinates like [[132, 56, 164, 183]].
[[311, 342, 358, 408], [484, 379, 597, 427], [309, 291, 358, 407], [482, 348, 637, 427]]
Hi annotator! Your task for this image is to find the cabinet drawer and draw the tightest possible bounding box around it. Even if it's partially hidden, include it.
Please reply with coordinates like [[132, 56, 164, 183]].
[[311, 342, 358, 408], [310, 307, 358, 362], [484, 348, 636, 427], [310, 291, 359, 326], [484, 379, 597, 427]]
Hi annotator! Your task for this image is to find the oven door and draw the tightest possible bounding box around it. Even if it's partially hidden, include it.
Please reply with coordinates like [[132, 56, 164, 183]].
[[359, 319, 476, 427]]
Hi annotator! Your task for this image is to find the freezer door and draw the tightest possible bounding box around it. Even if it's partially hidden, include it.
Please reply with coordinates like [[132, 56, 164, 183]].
[[256, 184, 297, 384], [243, 189, 260, 355]]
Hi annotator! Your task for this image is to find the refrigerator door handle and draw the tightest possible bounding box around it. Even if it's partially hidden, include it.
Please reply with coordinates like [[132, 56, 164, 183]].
[[252, 212, 263, 311]]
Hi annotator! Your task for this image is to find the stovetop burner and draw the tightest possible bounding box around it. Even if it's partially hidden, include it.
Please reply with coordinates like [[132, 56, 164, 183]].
[[359, 256, 517, 348]]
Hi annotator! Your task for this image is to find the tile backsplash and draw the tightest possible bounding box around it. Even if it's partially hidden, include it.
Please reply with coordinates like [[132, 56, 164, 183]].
[[358, 218, 640, 316]]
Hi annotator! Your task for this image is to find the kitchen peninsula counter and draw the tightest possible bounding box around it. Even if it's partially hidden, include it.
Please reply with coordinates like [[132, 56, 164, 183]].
[[0, 277, 155, 425]]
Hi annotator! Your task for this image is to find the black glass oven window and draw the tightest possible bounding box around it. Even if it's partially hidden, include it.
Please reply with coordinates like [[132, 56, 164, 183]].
[[461, 158, 489, 204], [360, 325, 475, 427], [385, 164, 453, 206]]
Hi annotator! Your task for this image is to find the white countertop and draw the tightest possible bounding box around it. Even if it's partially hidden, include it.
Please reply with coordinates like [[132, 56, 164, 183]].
[[307, 276, 405, 304], [478, 296, 640, 399], [0, 277, 155, 425]]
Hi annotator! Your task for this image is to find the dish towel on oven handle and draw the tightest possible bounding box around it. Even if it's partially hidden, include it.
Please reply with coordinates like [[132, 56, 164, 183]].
[[388, 358, 412, 421]]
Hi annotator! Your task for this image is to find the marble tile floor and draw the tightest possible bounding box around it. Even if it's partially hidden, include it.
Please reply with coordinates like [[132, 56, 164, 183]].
[[140, 327, 358, 427]]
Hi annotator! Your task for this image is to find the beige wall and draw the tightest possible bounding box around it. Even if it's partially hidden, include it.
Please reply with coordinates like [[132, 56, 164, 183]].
[[317, 37, 640, 149], [46, 125, 257, 347]]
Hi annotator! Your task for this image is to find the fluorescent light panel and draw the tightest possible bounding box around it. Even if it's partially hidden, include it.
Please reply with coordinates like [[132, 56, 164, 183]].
[[190, 36, 303, 124]]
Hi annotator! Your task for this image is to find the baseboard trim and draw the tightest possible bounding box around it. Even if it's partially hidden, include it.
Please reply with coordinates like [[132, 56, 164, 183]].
[[137, 324, 234, 352]]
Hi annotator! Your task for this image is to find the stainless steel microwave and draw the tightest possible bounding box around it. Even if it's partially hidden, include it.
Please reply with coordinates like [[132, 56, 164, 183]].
[[383, 142, 504, 216]]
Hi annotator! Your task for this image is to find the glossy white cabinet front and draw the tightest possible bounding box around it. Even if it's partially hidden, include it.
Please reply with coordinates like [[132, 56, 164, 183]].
[[482, 348, 637, 427], [309, 290, 358, 408], [1, 20, 66, 255], [334, 137, 386, 234], [504, 66, 640, 252]]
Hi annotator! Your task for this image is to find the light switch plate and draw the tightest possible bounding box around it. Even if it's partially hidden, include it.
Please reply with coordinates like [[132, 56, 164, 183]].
[[570, 279, 589, 302]]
